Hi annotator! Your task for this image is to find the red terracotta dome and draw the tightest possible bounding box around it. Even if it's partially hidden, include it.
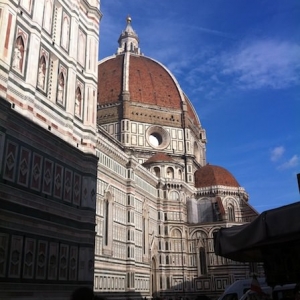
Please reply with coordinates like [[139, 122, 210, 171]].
[[99, 55, 181, 109], [97, 17, 200, 129], [98, 54, 200, 126], [194, 164, 240, 188]]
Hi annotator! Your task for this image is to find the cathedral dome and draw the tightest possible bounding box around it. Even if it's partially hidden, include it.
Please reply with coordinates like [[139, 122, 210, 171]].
[[194, 164, 240, 188], [97, 17, 201, 131]]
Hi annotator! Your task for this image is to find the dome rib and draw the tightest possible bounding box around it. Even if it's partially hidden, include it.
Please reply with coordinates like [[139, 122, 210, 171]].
[[129, 55, 182, 109]]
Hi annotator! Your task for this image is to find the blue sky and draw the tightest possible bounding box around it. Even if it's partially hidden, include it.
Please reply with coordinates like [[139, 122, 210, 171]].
[[98, 0, 300, 212]]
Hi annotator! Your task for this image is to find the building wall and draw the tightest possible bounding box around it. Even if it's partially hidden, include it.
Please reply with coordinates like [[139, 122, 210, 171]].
[[93, 127, 262, 300], [0, 0, 101, 154], [0, 0, 100, 299], [100, 118, 207, 185], [0, 97, 98, 299]]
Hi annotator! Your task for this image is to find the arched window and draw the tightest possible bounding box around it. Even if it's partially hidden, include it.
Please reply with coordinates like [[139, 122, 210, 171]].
[[166, 167, 174, 179], [153, 167, 160, 178], [228, 205, 235, 222]]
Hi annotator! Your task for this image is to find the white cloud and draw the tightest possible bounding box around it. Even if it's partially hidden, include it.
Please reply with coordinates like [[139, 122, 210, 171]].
[[270, 146, 285, 162], [278, 155, 299, 170], [221, 39, 300, 89], [171, 38, 300, 105]]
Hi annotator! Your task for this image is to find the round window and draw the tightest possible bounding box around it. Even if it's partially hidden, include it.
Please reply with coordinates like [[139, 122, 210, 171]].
[[146, 126, 170, 149]]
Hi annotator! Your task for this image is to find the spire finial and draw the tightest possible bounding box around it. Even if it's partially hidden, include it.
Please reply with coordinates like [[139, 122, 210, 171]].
[[117, 15, 141, 55]]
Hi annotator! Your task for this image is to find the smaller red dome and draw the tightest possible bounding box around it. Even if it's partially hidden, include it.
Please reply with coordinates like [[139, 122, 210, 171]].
[[194, 164, 240, 188], [143, 152, 174, 165]]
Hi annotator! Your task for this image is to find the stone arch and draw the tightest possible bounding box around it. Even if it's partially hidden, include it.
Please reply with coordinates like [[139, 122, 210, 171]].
[[223, 196, 238, 207], [171, 228, 182, 237], [223, 196, 239, 221]]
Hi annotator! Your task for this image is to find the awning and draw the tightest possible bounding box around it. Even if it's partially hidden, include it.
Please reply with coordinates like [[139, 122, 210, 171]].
[[214, 201, 300, 286]]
